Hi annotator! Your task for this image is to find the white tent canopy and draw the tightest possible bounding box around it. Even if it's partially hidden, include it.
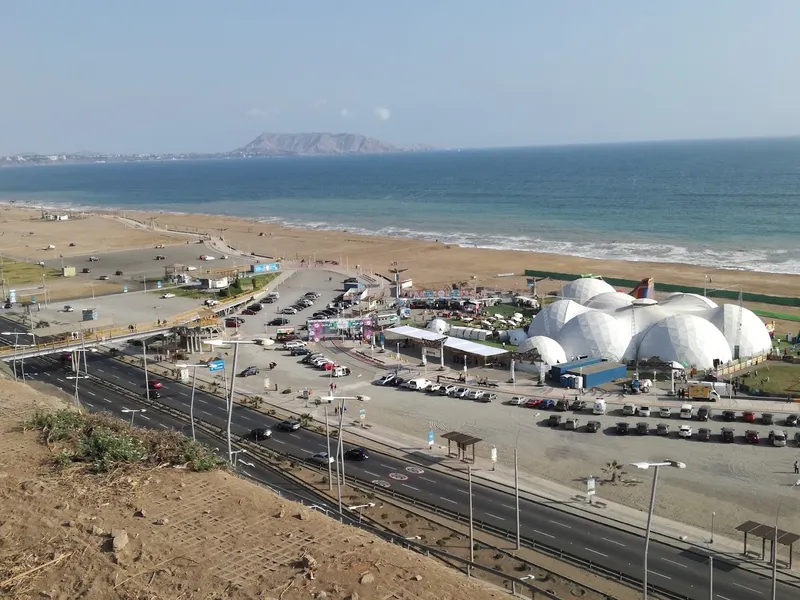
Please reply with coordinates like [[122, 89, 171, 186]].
[[386, 326, 508, 358], [385, 325, 446, 343]]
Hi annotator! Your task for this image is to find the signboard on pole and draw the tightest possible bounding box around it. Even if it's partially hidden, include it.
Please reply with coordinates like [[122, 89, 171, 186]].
[[123, 286, 128, 293], [428, 430, 434, 447], [157, 281, 162, 289], [359, 408, 366, 426], [208, 359, 225, 372], [586, 477, 596, 498]]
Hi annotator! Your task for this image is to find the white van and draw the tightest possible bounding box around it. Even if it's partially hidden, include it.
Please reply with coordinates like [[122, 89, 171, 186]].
[[679, 403, 693, 419], [405, 378, 432, 391], [266, 291, 280, 300], [592, 399, 607, 415]]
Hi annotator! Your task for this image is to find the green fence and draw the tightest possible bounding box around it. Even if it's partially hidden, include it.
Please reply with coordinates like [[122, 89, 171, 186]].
[[524, 270, 800, 308]]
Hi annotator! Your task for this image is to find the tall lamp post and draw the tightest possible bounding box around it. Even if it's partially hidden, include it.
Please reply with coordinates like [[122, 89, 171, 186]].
[[772, 479, 800, 600], [175, 362, 212, 442], [3, 332, 36, 383], [121, 408, 146, 426], [203, 339, 261, 462], [630, 460, 687, 600]]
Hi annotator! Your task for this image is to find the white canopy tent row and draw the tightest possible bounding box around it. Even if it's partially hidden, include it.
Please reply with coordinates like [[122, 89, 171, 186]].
[[384, 325, 509, 369]]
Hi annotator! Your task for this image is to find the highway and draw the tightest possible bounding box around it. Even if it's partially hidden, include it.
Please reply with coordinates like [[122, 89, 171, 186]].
[[23, 352, 798, 600]]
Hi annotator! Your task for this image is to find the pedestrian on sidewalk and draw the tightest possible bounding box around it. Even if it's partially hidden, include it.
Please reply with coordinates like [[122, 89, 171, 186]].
[[794, 460, 799, 474]]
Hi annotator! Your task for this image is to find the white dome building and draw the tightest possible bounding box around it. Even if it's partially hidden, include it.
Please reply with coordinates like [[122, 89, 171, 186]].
[[516, 336, 567, 366], [611, 304, 673, 360], [505, 328, 528, 346], [638, 313, 732, 369], [584, 291, 635, 310], [427, 318, 450, 335], [560, 278, 617, 304], [706, 305, 772, 358], [660, 293, 718, 312], [527, 299, 591, 338], [556, 311, 631, 362]]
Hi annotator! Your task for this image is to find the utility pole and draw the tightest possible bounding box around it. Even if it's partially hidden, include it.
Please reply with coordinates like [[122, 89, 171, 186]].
[[515, 448, 521, 550], [468, 465, 474, 575], [325, 406, 333, 491]]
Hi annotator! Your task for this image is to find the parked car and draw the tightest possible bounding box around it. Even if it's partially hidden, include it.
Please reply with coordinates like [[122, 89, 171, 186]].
[[82, 268, 91, 273], [481, 393, 497, 403], [721, 427, 736, 443], [290, 347, 310, 356], [585, 420, 601, 433], [696, 406, 710, 421], [509, 396, 527, 406], [161, 292, 175, 298], [636, 422, 649, 435], [99, 275, 110, 281], [427, 383, 442, 393], [656, 423, 670, 436], [268, 318, 290, 326], [88, 256, 100, 262], [115, 270, 124, 276], [251, 428, 272, 441], [616, 422, 630, 435], [240, 366, 259, 377], [786, 414, 799, 427], [344, 448, 369, 461], [722, 410, 737, 422], [440, 385, 456, 396], [659, 406, 672, 419], [762, 413, 774, 425], [769, 429, 788, 447], [697, 427, 712, 441], [548, 415, 562, 427], [276, 419, 301, 432], [281, 307, 298, 315], [743, 411, 756, 423], [678, 424, 693, 439], [565, 417, 579, 430], [570, 399, 586, 411], [540, 399, 555, 410], [637, 406, 651, 417], [554, 399, 569, 412], [450, 387, 469, 398], [745, 430, 760, 444], [623, 403, 637, 416], [524, 398, 542, 409], [466, 390, 485, 400], [390, 377, 407, 387], [155, 254, 166, 260]]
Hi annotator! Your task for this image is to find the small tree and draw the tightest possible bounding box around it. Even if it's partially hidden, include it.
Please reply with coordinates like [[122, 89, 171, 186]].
[[602, 460, 624, 483]]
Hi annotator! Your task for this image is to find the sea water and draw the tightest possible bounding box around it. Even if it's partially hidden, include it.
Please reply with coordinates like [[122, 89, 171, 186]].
[[1, 137, 799, 274]]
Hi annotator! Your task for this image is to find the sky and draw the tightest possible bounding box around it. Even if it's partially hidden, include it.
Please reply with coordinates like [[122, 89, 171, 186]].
[[1, 1, 799, 154]]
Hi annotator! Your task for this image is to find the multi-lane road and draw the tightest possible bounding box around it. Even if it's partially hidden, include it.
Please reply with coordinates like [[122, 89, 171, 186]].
[[18, 351, 798, 600]]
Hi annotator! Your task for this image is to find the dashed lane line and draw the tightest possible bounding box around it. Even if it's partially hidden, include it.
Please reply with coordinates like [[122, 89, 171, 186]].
[[140, 415, 151, 421], [86, 391, 96, 396], [439, 497, 457, 504], [731, 583, 762, 595], [486, 513, 505, 521], [662, 558, 688, 569], [298, 449, 314, 454], [419, 476, 436, 483], [501, 504, 516, 510], [647, 570, 671, 580], [401, 483, 420, 492], [96, 369, 105, 373], [585, 547, 609, 558], [271, 438, 285, 444], [534, 530, 555, 539], [364, 471, 381, 477], [84, 402, 94, 408], [550, 520, 572, 529], [602, 537, 626, 547], [102, 399, 112, 404]]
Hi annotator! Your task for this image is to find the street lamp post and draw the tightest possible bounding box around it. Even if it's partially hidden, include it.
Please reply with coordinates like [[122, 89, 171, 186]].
[[203, 339, 260, 462], [3, 332, 35, 383], [772, 480, 800, 600], [231, 448, 246, 470], [324, 406, 333, 491], [630, 460, 687, 600], [175, 362, 211, 442], [121, 408, 146, 426]]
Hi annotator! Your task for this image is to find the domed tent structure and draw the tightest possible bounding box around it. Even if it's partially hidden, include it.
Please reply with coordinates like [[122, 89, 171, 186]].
[[560, 278, 617, 305], [584, 291, 635, 310], [611, 304, 673, 360], [555, 311, 631, 362], [515, 336, 567, 366], [706, 305, 772, 358], [660, 293, 718, 312], [427, 318, 450, 336], [638, 313, 732, 369], [527, 299, 591, 338]]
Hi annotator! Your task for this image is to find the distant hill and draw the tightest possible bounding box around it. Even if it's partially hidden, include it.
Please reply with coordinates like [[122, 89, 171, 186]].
[[234, 132, 403, 156]]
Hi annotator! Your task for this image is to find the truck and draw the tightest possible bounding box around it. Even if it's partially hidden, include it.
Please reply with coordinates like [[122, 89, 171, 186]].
[[688, 383, 721, 402]]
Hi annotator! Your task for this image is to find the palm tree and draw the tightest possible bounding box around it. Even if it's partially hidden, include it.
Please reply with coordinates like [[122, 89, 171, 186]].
[[602, 460, 624, 483]]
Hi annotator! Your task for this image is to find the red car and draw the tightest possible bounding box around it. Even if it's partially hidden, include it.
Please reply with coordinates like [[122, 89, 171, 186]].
[[524, 398, 542, 409], [743, 411, 756, 423], [745, 430, 760, 444], [149, 380, 163, 389]]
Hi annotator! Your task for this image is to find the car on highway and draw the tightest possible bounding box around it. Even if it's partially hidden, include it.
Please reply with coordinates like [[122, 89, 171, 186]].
[[786, 414, 799, 427], [721, 427, 735, 443], [240, 366, 260, 377], [622, 403, 636, 416], [268, 318, 290, 326], [565, 417, 579, 430], [554, 399, 569, 412], [616, 422, 630, 435], [743, 411, 756, 423], [466, 389, 484, 400], [344, 448, 369, 461], [722, 410, 737, 422], [276, 419, 301, 432], [508, 396, 527, 406], [659, 406, 672, 419], [585, 420, 601, 433], [637, 406, 651, 417], [548, 414, 562, 427], [199, 255, 214, 261], [251, 428, 272, 441], [636, 422, 649, 435], [745, 430, 760, 444], [148, 380, 163, 389], [570, 399, 586, 411], [312, 452, 334, 465], [656, 423, 670, 436], [161, 292, 176, 299], [678, 424, 693, 439], [762, 413, 774, 425], [144, 390, 162, 399], [115, 270, 124, 276]]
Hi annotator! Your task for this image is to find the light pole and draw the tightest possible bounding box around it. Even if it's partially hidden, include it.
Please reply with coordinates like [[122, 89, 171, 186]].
[[4, 332, 35, 383], [66, 372, 89, 408], [468, 465, 475, 576], [203, 339, 261, 462], [710, 511, 715, 544], [175, 362, 212, 442], [630, 460, 687, 600], [324, 406, 333, 491], [121, 408, 146, 426], [514, 448, 521, 550], [772, 479, 800, 600], [231, 448, 246, 470]]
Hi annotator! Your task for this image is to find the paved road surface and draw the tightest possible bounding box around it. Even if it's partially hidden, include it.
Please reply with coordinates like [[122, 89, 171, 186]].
[[24, 353, 797, 600]]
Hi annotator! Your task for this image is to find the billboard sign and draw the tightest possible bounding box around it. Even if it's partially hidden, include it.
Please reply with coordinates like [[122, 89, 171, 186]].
[[251, 262, 281, 274], [208, 359, 225, 372]]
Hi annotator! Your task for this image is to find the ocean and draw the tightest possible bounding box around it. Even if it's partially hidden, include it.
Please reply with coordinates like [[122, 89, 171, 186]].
[[1, 137, 799, 274]]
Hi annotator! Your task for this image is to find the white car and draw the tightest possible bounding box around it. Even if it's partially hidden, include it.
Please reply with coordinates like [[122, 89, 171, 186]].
[[439, 385, 456, 396], [427, 383, 442, 393], [199, 255, 215, 261], [622, 403, 637, 416], [312, 452, 334, 465], [450, 387, 469, 398], [377, 374, 395, 386], [659, 406, 672, 418], [283, 341, 306, 349], [637, 406, 651, 417], [186, 266, 198, 271], [161, 293, 176, 299], [466, 389, 484, 400], [508, 396, 527, 406], [281, 307, 298, 315], [204, 299, 219, 306], [678, 425, 693, 439]]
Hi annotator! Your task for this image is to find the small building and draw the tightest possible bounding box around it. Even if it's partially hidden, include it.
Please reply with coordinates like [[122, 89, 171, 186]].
[[82, 308, 98, 322], [62, 266, 76, 277], [199, 276, 229, 290], [565, 361, 627, 389]]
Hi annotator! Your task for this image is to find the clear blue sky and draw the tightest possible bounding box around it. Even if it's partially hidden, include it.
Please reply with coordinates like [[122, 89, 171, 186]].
[[2, 0, 799, 154]]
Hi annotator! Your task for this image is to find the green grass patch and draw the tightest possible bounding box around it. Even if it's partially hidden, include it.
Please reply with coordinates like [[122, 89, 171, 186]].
[[753, 310, 800, 323], [740, 363, 800, 397], [0, 259, 60, 285], [25, 409, 223, 473]]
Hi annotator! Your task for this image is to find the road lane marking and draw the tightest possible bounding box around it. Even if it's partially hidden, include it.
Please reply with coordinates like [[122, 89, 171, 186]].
[[140, 415, 151, 421], [86, 391, 96, 396], [439, 496, 457, 504], [550, 520, 572, 529], [241, 469, 252, 478], [271, 438, 285, 444], [96, 369, 105, 373], [647, 570, 671, 580], [731, 583, 762, 595], [534, 530, 555, 539], [419, 476, 436, 483], [103, 399, 111, 403], [364, 471, 381, 477], [501, 504, 516, 510], [401, 483, 420, 491], [662, 558, 688, 568], [717, 595, 733, 600], [455, 489, 469, 494], [178, 391, 188, 396], [379, 463, 395, 469], [486, 513, 505, 521], [585, 547, 608, 558], [159, 424, 168, 428], [197, 399, 208, 405], [602, 537, 626, 547], [85, 402, 94, 408], [56, 377, 65, 383]]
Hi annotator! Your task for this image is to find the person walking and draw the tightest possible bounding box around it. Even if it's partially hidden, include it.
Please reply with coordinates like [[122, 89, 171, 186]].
[[794, 460, 799, 475]]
